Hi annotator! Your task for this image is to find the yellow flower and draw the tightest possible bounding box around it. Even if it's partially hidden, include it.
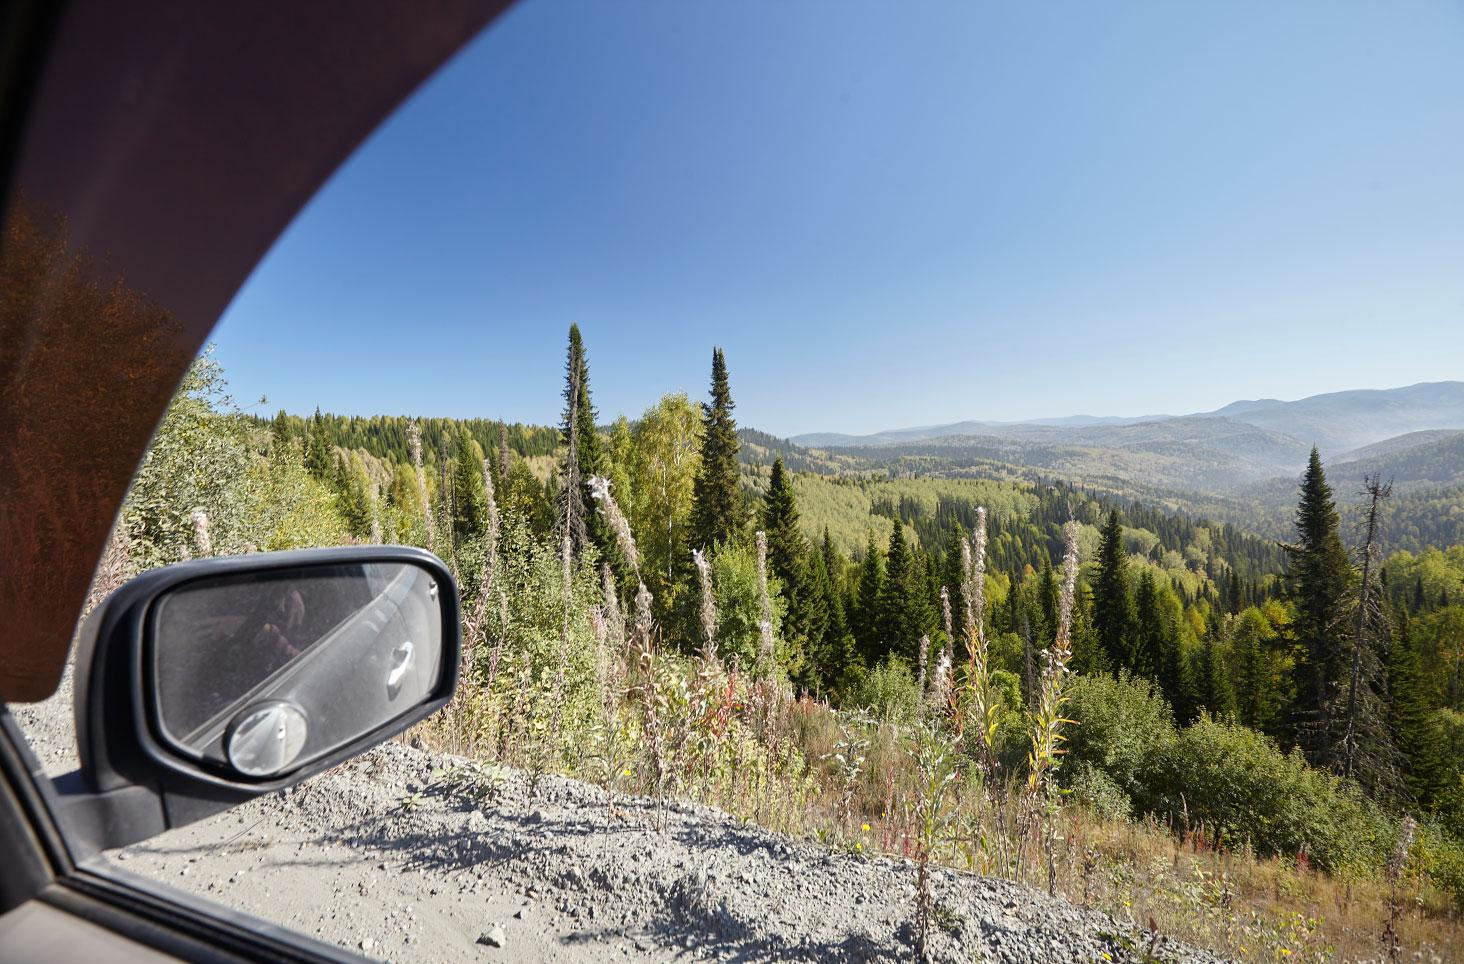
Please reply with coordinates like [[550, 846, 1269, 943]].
[[1279, 951, 1292, 958], [623, 768, 632, 776], [861, 823, 870, 832], [854, 843, 863, 851]]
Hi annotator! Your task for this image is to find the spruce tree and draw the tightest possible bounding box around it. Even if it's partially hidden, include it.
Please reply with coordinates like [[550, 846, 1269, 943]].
[[1133, 569, 1163, 681], [1231, 607, 1277, 731], [450, 433, 488, 544], [821, 528, 849, 671], [305, 407, 331, 480], [805, 549, 842, 694], [1389, 612, 1450, 808], [762, 458, 821, 678], [940, 524, 973, 646], [559, 324, 614, 564], [1093, 509, 1135, 672], [1196, 636, 1235, 720], [852, 531, 884, 666], [876, 519, 924, 665], [689, 348, 742, 552], [1285, 448, 1355, 765]]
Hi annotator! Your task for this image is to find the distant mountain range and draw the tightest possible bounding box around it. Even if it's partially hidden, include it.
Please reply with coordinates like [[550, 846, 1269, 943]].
[[783, 382, 1464, 493], [791, 382, 1464, 457]]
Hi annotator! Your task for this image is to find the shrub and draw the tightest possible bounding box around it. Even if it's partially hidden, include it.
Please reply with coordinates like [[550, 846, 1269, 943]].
[[1069, 764, 1132, 821], [845, 656, 921, 725], [1144, 714, 1390, 873], [1413, 820, 1464, 911], [709, 538, 785, 671], [1063, 671, 1176, 809]]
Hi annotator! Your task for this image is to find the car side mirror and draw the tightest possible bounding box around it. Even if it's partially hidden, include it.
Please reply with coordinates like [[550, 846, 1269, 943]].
[[52, 546, 459, 853]]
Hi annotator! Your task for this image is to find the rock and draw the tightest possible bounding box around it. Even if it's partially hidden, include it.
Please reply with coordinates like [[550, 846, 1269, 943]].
[[359, 938, 375, 952], [476, 925, 507, 949]]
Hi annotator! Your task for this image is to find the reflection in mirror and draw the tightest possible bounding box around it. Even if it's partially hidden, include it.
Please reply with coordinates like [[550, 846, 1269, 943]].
[[151, 562, 443, 777]]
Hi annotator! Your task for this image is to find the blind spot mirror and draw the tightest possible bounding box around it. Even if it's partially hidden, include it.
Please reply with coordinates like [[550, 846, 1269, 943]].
[[225, 700, 309, 777], [149, 560, 445, 780]]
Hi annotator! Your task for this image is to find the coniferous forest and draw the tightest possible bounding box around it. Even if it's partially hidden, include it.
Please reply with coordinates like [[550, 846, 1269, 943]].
[[109, 327, 1464, 962]]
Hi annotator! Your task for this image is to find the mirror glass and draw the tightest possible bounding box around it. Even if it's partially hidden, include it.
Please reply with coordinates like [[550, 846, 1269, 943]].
[[150, 561, 444, 778]]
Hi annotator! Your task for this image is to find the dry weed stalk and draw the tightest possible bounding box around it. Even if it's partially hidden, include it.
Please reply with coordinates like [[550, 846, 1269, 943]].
[[465, 458, 505, 666], [190, 509, 212, 558], [692, 547, 718, 661], [1383, 817, 1416, 963], [1019, 520, 1080, 885], [960, 507, 999, 777], [755, 531, 774, 677], [917, 632, 930, 697], [939, 586, 954, 667], [407, 420, 435, 552]]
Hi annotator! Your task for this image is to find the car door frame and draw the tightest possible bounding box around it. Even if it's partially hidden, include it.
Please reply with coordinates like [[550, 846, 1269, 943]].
[[0, 0, 510, 957]]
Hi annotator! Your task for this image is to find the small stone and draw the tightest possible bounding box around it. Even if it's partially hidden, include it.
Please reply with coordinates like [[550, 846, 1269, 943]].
[[477, 925, 507, 948], [359, 938, 375, 952], [513, 909, 526, 920]]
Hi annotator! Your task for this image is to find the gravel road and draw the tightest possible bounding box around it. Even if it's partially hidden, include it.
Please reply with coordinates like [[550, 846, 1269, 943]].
[[12, 674, 1222, 962]]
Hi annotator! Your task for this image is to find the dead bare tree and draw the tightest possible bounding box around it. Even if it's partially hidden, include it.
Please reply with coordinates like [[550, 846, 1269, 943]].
[[1339, 473, 1400, 793]]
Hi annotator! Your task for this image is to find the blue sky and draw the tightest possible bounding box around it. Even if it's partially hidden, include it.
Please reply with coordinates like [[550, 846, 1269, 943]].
[[212, 0, 1464, 437]]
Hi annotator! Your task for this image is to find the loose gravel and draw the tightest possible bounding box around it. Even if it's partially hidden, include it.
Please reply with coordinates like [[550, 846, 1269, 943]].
[[12, 674, 1224, 962]]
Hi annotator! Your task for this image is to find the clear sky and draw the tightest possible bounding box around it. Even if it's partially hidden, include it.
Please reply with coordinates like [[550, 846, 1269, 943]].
[[212, 0, 1464, 438]]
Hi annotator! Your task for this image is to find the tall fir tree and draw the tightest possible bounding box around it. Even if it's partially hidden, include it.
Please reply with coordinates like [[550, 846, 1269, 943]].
[[560, 324, 607, 558], [1284, 448, 1356, 766], [1388, 611, 1450, 808], [1230, 607, 1279, 732], [1092, 509, 1135, 672], [941, 525, 971, 643], [762, 458, 822, 682], [305, 407, 331, 480], [852, 531, 884, 666], [689, 347, 742, 552], [805, 548, 842, 694], [1133, 569, 1164, 681], [1196, 635, 1235, 720], [450, 433, 488, 545], [820, 527, 850, 677], [875, 519, 926, 665]]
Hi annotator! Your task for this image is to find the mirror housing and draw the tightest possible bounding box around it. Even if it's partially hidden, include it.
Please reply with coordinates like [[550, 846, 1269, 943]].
[[55, 546, 459, 853]]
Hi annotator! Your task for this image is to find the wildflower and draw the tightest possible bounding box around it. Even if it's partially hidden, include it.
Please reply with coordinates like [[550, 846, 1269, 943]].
[[861, 823, 870, 832]]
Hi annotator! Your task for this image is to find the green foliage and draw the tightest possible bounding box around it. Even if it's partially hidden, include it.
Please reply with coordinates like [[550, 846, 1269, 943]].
[[875, 518, 927, 665], [1064, 671, 1177, 808], [1285, 448, 1357, 765], [243, 440, 352, 550], [609, 393, 702, 619], [450, 434, 488, 544], [1093, 509, 1135, 671], [708, 538, 785, 671], [123, 353, 259, 567], [763, 459, 821, 677], [844, 656, 921, 725], [690, 347, 743, 551], [1146, 715, 1390, 873], [1231, 606, 1285, 731]]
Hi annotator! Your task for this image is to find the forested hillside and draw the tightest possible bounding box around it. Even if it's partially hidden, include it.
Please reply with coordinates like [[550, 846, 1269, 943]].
[[112, 332, 1464, 961]]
